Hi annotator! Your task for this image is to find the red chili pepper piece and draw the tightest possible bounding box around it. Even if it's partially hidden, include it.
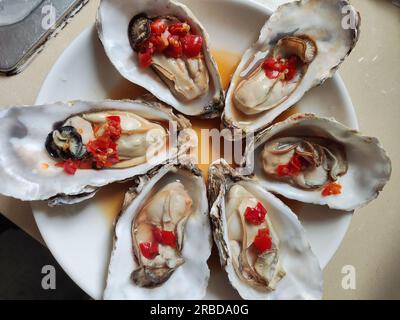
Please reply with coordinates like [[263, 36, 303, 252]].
[[322, 182, 342, 197], [262, 57, 276, 70], [165, 35, 183, 58], [139, 242, 159, 260], [262, 55, 300, 81], [244, 202, 267, 225], [181, 34, 203, 58], [152, 227, 177, 248], [150, 34, 169, 53], [57, 159, 79, 175], [150, 19, 167, 35], [253, 228, 272, 254], [138, 47, 154, 68], [86, 116, 122, 169], [262, 57, 284, 79], [277, 154, 305, 177], [106, 116, 122, 139], [169, 22, 191, 36]]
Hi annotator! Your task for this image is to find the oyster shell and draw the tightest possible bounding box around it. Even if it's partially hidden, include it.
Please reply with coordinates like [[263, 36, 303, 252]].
[[223, 0, 360, 134], [243, 114, 392, 211], [0, 99, 190, 205], [97, 0, 224, 118], [104, 162, 212, 299], [208, 160, 322, 299]]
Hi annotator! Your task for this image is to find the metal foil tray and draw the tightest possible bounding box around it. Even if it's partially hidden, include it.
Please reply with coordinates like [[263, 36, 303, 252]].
[[0, 0, 88, 75]]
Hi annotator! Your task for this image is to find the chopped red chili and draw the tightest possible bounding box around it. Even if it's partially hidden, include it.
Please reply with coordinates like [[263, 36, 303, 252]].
[[57, 159, 79, 175], [152, 227, 177, 248], [138, 46, 154, 68], [106, 116, 122, 139], [137, 18, 203, 68], [277, 154, 305, 177], [150, 19, 167, 35], [182, 34, 203, 58], [56, 159, 93, 174], [262, 55, 300, 81], [139, 242, 159, 260], [244, 202, 267, 225], [58, 116, 122, 175], [253, 228, 272, 254], [168, 22, 191, 36], [322, 182, 342, 197], [165, 35, 183, 58], [149, 34, 169, 53], [86, 116, 122, 169]]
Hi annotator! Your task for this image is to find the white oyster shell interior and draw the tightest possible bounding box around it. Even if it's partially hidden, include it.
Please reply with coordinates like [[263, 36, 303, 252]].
[[246, 114, 392, 211], [224, 0, 360, 134], [209, 164, 322, 300], [104, 164, 212, 300], [97, 0, 223, 117], [0, 100, 180, 203]]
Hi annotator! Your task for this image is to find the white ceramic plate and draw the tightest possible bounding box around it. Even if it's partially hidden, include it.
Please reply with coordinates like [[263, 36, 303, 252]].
[[33, 0, 357, 299]]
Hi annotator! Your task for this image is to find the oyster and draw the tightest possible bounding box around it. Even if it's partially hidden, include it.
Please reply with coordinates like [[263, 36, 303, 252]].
[[243, 114, 392, 211], [223, 0, 360, 134], [208, 160, 322, 299], [97, 0, 224, 118], [0, 99, 190, 205], [104, 162, 212, 299], [262, 137, 347, 190], [45, 111, 167, 170]]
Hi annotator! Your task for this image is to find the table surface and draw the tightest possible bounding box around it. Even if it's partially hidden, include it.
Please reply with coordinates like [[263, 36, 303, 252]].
[[0, 0, 399, 300]]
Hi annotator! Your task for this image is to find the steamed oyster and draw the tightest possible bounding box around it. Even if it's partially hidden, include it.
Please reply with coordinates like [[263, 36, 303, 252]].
[[0, 99, 190, 205], [46, 111, 166, 170], [208, 160, 322, 299], [131, 181, 192, 287], [262, 137, 347, 191], [104, 162, 212, 299], [244, 114, 392, 211], [224, 0, 360, 134], [97, 0, 224, 118]]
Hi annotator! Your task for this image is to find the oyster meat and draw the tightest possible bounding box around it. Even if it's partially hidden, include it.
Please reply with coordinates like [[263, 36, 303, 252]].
[[244, 114, 392, 211], [262, 137, 347, 190], [223, 0, 360, 134], [46, 110, 167, 170], [208, 160, 322, 299], [226, 184, 285, 291], [131, 181, 193, 287], [97, 0, 224, 118], [104, 162, 212, 299], [0, 99, 190, 205]]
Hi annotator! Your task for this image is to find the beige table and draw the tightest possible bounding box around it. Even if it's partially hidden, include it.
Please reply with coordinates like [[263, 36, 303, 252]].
[[0, 0, 399, 299]]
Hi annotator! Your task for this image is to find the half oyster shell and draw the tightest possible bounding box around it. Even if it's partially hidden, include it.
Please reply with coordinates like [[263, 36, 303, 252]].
[[243, 114, 392, 211], [208, 160, 322, 299], [0, 99, 190, 205], [97, 0, 224, 118], [104, 162, 212, 299], [223, 0, 360, 134]]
